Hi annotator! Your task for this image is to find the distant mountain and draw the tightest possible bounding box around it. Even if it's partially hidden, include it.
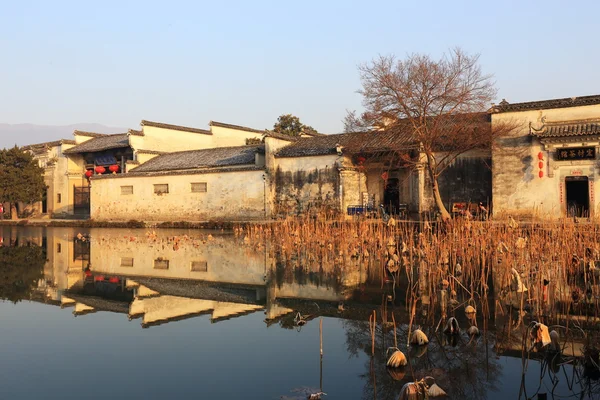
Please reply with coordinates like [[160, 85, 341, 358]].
[[0, 123, 128, 148]]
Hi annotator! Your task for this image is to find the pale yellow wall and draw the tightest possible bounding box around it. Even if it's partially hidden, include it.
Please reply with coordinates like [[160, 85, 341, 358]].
[[28, 143, 86, 217], [210, 125, 263, 147], [492, 104, 600, 218], [74, 134, 96, 145], [264, 136, 294, 170], [90, 169, 266, 221], [89, 234, 265, 286], [136, 152, 160, 165], [137, 125, 213, 152]]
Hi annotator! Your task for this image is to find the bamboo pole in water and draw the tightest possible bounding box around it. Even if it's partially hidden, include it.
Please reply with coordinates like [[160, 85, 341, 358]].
[[319, 318, 323, 356]]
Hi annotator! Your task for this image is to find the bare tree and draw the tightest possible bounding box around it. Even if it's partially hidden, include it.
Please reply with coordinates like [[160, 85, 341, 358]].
[[347, 48, 516, 221]]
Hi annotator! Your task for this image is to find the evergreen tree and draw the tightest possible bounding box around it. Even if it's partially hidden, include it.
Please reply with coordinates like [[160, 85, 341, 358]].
[[273, 114, 318, 137], [0, 146, 46, 219]]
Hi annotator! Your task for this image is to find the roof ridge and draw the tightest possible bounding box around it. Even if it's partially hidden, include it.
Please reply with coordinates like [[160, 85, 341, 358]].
[[22, 139, 76, 149], [73, 130, 126, 137], [209, 120, 266, 134], [141, 120, 212, 135], [152, 144, 264, 156], [493, 94, 600, 113]]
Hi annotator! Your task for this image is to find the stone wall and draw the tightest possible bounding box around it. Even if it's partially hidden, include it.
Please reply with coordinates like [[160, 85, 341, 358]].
[[90, 169, 266, 221]]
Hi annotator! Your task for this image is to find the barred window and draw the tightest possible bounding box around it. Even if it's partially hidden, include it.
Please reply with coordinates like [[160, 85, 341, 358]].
[[154, 184, 169, 195], [154, 258, 169, 270], [121, 257, 134, 267], [191, 182, 207, 193], [121, 186, 133, 195], [191, 261, 208, 272]]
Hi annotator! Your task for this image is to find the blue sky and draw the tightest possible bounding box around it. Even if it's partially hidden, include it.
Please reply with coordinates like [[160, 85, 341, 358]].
[[0, 0, 598, 136]]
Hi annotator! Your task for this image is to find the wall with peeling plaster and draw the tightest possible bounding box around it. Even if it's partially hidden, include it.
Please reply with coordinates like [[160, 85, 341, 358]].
[[270, 154, 341, 215]]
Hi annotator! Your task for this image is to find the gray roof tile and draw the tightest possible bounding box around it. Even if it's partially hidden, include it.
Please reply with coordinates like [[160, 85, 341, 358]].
[[63, 134, 130, 154], [492, 94, 600, 113], [130, 145, 263, 173], [533, 122, 600, 138], [275, 130, 418, 158]]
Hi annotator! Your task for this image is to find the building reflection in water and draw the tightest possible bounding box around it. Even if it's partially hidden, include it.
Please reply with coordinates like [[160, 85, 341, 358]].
[[1, 226, 597, 400], [2, 226, 369, 328]]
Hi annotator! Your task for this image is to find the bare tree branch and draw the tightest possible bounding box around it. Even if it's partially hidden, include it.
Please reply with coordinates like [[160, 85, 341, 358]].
[[346, 48, 518, 220]]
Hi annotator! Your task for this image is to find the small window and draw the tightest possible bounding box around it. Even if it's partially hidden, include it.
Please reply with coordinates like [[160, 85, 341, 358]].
[[154, 258, 169, 270], [121, 257, 134, 267], [191, 182, 207, 193], [57, 193, 62, 203], [154, 184, 169, 195], [191, 261, 208, 272], [121, 186, 133, 195], [57, 243, 62, 253]]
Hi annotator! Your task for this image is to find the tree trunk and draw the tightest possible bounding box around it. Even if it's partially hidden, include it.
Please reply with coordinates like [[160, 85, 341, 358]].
[[10, 203, 18, 220], [425, 153, 451, 221]]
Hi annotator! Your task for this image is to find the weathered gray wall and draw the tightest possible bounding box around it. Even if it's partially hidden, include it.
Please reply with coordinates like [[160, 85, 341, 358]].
[[438, 156, 492, 209], [273, 165, 340, 214]]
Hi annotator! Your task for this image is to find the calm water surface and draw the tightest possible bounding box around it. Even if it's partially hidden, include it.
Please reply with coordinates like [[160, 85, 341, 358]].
[[0, 227, 596, 400]]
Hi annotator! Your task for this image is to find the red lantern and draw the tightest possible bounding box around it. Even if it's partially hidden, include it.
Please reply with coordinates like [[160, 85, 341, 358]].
[[85, 170, 93, 178], [109, 165, 119, 174], [538, 161, 544, 169], [539, 170, 544, 178], [538, 152, 544, 160], [95, 166, 106, 175]]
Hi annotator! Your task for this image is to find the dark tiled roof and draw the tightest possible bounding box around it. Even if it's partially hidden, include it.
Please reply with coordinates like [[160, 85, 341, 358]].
[[141, 120, 212, 135], [93, 165, 264, 179], [129, 145, 263, 173], [22, 139, 76, 151], [492, 94, 600, 113], [63, 134, 130, 154], [275, 130, 418, 158], [73, 130, 110, 138], [209, 120, 266, 134], [532, 122, 600, 138], [128, 129, 144, 136]]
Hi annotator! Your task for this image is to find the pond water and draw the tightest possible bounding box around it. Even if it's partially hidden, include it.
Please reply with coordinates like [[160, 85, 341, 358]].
[[0, 226, 597, 400]]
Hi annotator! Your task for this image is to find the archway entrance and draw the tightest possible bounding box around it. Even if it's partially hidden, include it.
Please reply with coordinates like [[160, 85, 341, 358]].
[[383, 178, 400, 215], [565, 176, 589, 217]]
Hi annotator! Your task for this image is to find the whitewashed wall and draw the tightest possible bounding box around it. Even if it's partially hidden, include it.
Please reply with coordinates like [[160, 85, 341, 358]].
[[492, 104, 600, 218], [90, 169, 267, 221]]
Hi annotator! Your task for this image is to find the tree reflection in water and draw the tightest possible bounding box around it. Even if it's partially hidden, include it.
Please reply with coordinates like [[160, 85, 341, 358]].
[[0, 242, 46, 303], [343, 319, 501, 399]]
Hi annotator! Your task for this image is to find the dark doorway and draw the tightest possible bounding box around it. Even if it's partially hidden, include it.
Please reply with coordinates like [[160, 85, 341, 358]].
[[566, 177, 589, 218], [42, 190, 48, 214], [383, 178, 400, 214], [73, 186, 90, 215]]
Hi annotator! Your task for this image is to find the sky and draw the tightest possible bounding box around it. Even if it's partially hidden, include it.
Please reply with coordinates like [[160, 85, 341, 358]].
[[1, 0, 599, 145]]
